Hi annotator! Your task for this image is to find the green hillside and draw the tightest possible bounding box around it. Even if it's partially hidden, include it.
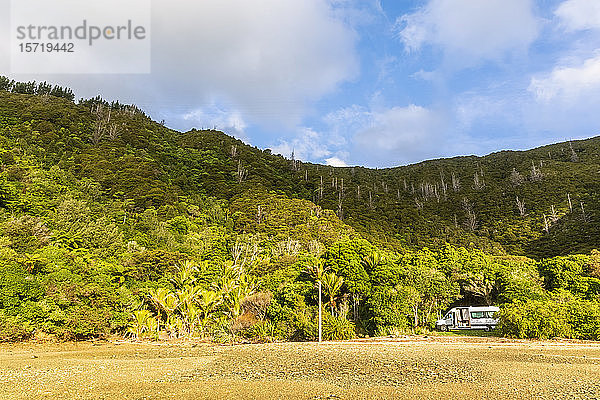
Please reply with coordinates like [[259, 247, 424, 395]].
[[2, 81, 599, 258], [1, 79, 599, 343]]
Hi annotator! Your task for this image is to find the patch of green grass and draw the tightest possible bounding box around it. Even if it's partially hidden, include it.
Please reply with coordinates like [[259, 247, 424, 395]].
[[433, 329, 497, 337]]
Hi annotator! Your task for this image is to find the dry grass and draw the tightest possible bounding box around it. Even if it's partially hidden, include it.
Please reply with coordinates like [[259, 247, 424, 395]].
[[1, 335, 600, 399]]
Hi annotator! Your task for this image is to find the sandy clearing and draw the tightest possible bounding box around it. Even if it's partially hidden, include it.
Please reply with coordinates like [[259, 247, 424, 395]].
[[1, 336, 600, 399]]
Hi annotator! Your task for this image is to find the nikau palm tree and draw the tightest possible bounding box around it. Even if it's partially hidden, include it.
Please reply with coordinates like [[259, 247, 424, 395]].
[[322, 272, 344, 316], [132, 261, 256, 340]]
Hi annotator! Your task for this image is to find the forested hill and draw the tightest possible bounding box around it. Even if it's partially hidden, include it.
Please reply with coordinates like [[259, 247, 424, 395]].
[[1, 81, 599, 259]]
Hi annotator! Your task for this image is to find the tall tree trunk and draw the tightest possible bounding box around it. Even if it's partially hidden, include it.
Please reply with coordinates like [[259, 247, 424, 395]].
[[413, 305, 418, 329]]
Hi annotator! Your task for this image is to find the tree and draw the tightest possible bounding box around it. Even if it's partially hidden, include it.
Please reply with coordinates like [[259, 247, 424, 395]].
[[509, 168, 524, 186], [516, 196, 526, 217], [457, 252, 498, 305], [305, 258, 328, 281], [321, 272, 344, 316], [197, 290, 221, 338], [462, 198, 477, 231], [589, 250, 600, 279]]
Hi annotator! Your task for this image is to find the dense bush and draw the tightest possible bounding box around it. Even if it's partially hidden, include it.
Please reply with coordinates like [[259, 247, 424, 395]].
[[322, 312, 355, 341], [0, 311, 34, 342], [497, 293, 600, 340], [496, 300, 572, 339], [369, 287, 411, 332], [566, 300, 600, 340], [1, 85, 600, 342]]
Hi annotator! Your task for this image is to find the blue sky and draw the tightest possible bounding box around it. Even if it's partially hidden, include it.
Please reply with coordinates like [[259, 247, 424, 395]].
[[2, 0, 600, 167]]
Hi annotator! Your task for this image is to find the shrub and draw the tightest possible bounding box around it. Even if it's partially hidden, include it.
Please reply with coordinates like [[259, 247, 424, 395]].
[[496, 300, 572, 339], [565, 299, 600, 340], [322, 313, 355, 341], [127, 309, 158, 340], [0, 311, 34, 342], [368, 287, 411, 332], [289, 309, 317, 341], [0, 264, 44, 312], [248, 320, 278, 343], [210, 317, 235, 344], [58, 305, 112, 340], [241, 292, 272, 320], [1, 215, 50, 252]]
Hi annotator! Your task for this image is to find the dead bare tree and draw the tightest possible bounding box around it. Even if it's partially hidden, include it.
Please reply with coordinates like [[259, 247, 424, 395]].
[[516, 196, 527, 217], [440, 172, 448, 200], [581, 202, 590, 223], [568, 193, 573, 212], [569, 141, 579, 162], [420, 181, 437, 201], [290, 150, 299, 171], [92, 103, 111, 144], [550, 205, 559, 223], [530, 161, 544, 182], [319, 176, 324, 199], [107, 122, 123, 140], [509, 168, 524, 186], [473, 172, 485, 190], [415, 198, 423, 210], [462, 198, 477, 231], [236, 160, 248, 183], [256, 205, 263, 224], [451, 172, 461, 191]]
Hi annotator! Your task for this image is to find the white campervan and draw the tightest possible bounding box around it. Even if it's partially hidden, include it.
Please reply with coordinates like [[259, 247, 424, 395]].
[[436, 306, 499, 332]]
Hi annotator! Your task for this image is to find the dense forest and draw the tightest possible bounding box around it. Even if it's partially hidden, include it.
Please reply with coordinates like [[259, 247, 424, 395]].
[[1, 78, 599, 342]]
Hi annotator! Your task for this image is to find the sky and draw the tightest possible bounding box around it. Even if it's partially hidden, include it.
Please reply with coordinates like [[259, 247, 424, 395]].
[[2, 0, 600, 168]]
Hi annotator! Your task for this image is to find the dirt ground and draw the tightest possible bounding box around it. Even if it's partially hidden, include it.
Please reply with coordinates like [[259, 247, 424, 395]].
[[1, 335, 600, 400]]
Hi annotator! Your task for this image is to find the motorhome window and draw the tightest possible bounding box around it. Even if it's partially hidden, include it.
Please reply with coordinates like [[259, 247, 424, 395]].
[[471, 311, 486, 319], [485, 311, 496, 318]]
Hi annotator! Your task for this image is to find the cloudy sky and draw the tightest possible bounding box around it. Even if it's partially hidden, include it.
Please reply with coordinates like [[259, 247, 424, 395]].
[[2, 0, 600, 168]]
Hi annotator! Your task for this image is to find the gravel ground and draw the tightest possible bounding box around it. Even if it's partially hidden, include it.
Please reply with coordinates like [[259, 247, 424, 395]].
[[1, 335, 600, 399]]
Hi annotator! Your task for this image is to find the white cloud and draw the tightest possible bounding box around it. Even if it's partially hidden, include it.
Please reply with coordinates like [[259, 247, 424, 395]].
[[271, 127, 332, 161], [455, 91, 517, 131], [397, 0, 540, 65], [450, 74, 600, 152], [555, 0, 600, 31], [0, 0, 7, 70], [182, 102, 249, 142], [0, 0, 358, 130], [325, 156, 348, 167], [529, 53, 600, 102], [325, 104, 446, 167], [524, 53, 600, 136]]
